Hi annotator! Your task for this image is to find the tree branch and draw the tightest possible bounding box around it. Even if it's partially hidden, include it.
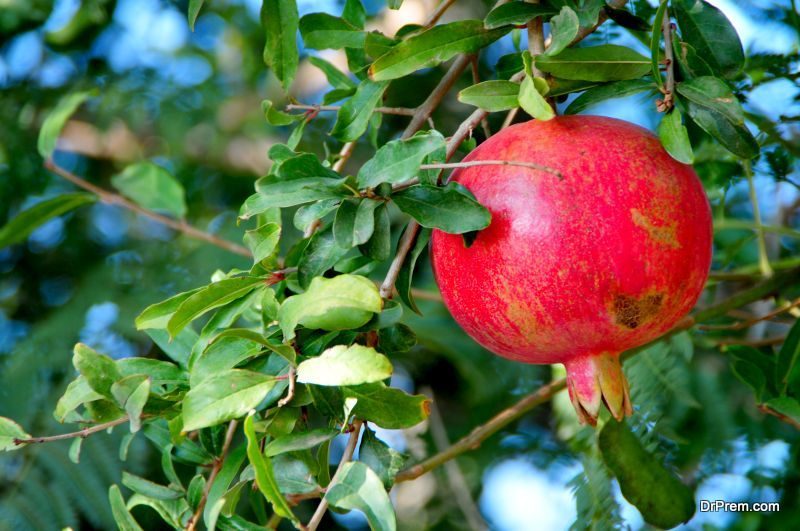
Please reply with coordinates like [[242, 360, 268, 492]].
[[14, 416, 131, 445], [424, 0, 458, 28], [698, 296, 800, 331], [186, 420, 239, 531], [44, 159, 252, 258], [659, 5, 676, 112], [395, 267, 800, 482], [306, 419, 363, 531], [285, 104, 417, 116]]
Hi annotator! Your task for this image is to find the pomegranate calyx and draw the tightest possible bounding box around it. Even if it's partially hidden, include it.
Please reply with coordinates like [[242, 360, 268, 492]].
[[565, 353, 632, 426]]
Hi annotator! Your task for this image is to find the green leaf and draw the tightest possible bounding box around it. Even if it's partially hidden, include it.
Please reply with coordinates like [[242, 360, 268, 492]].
[[278, 275, 383, 340], [111, 162, 187, 218], [345, 383, 430, 429], [300, 13, 366, 49], [111, 375, 150, 432], [342, 0, 366, 28], [187, 0, 204, 30], [778, 318, 800, 394], [73, 343, 122, 398], [672, 0, 744, 78], [458, 80, 520, 112], [0, 193, 95, 249], [565, 79, 654, 115], [204, 445, 247, 527], [484, 2, 556, 29], [182, 370, 278, 431], [0, 416, 29, 451], [135, 288, 203, 330], [261, 0, 300, 91], [297, 227, 351, 288], [535, 45, 651, 81], [545, 7, 579, 57], [262, 99, 303, 126], [359, 427, 406, 488], [68, 436, 82, 463], [326, 461, 396, 531], [308, 56, 357, 90], [650, 1, 668, 88], [265, 428, 338, 457], [244, 222, 281, 264], [378, 323, 417, 353], [357, 130, 446, 188], [331, 79, 390, 141], [764, 397, 800, 425], [369, 20, 508, 81], [673, 40, 714, 79], [190, 336, 265, 386], [167, 277, 265, 337], [109, 485, 144, 531], [396, 226, 430, 314], [731, 358, 767, 402], [519, 75, 555, 121], [38, 90, 93, 158], [294, 199, 340, 232], [122, 471, 183, 500], [599, 419, 695, 529], [244, 413, 299, 523], [297, 344, 392, 386], [658, 108, 694, 164], [676, 76, 759, 158], [361, 203, 391, 261], [387, 0, 402, 8], [333, 199, 380, 249], [604, 4, 650, 31], [54, 376, 104, 423], [212, 329, 296, 365], [365, 32, 398, 59], [392, 182, 491, 234]]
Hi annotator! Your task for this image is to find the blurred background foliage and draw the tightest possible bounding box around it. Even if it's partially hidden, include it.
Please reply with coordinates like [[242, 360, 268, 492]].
[[0, 0, 799, 529]]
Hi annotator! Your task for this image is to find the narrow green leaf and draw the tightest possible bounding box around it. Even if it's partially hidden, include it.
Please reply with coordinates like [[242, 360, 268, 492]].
[[369, 20, 508, 81], [166, 277, 265, 337], [458, 80, 520, 112], [343, 0, 366, 28], [0, 193, 95, 249], [326, 462, 397, 531], [672, 0, 744, 78], [604, 5, 650, 31], [308, 56, 357, 90], [111, 162, 187, 218], [334, 199, 380, 248], [650, 1, 668, 88], [673, 40, 714, 79], [764, 397, 800, 425], [331, 79, 390, 141], [297, 344, 392, 386], [262, 99, 303, 126], [357, 130, 446, 188], [545, 7, 579, 57], [0, 417, 29, 451], [210, 328, 296, 365], [54, 376, 104, 423], [565, 79, 655, 115], [135, 288, 203, 330], [109, 485, 144, 531], [183, 370, 277, 431], [345, 382, 430, 429], [204, 445, 247, 527], [38, 90, 93, 158], [396, 226, 430, 314], [519, 75, 555, 121], [392, 182, 491, 234], [484, 3, 556, 29], [297, 227, 351, 288], [264, 428, 338, 457], [778, 318, 800, 394], [658, 108, 694, 164], [300, 13, 366, 49], [68, 437, 83, 463], [244, 222, 281, 264], [111, 375, 150, 433], [262, 0, 300, 91], [361, 203, 391, 261], [294, 199, 340, 232], [122, 471, 183, 500], [73, 343, 122, 398], [187, 0, 204, 30], [359, 427, 406, 488], [599, 419, 695, 528], [535, 45, 651, 82], [676, 76, 759, 158], [279, 274, 383, 340], [244, 413, 299, 523]]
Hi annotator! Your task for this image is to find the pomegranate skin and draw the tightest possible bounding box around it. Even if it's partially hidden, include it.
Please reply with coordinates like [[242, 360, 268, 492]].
[[430, 116, 712, 422]]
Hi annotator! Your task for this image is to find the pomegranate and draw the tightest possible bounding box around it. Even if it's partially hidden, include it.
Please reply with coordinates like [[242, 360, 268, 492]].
[[430, 116, 712, 425]]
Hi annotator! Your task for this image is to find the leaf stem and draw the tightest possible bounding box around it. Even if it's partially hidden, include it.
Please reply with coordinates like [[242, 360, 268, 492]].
[[185, 419, 239, 531], [306, 419, 363, 531], [44, 159, 252, 258], [744, 160, 774, 277], [14, 416, 131, 445]]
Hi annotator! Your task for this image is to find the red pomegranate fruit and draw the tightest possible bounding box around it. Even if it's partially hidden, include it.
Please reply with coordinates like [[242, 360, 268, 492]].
[[430, 116, 712, 425]]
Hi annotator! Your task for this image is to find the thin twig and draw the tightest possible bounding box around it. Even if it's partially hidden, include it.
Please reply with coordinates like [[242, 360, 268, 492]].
[[186, 420, 239, 531], [285, 104, 417, 116], [306, 419, 363, 531], [403, 55, 471, 138], [277, 366, 296, 407], [424, 0, 458, 27], [44, 159, 252, 258], [395, 267, 800, 482], [744, 160, 774, 277], [470, 56, 493, 139], [717, 336, 787, 347], [501, 107, 520, 129], [659, 6, 675, 112], [332, 141, 356, 173], [380, 223, 421, 299], [14, 416, 131, 445], [419, 160, 562, 178], [699, 297, 800, 331]]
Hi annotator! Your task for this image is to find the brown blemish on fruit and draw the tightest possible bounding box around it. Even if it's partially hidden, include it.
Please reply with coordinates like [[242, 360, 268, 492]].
[[612, 293, 664, 329], [631, 208, 680, 249]]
